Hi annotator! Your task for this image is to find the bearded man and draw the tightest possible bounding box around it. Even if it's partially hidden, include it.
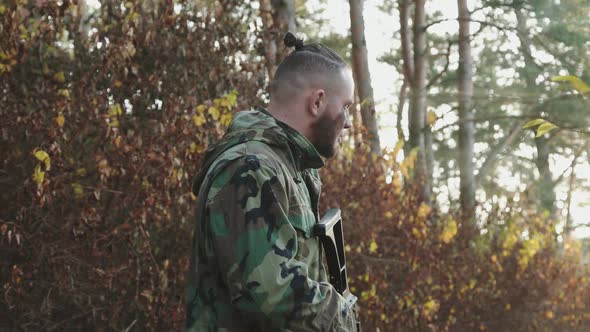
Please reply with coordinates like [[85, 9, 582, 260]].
[[186, 32, 358, 331]]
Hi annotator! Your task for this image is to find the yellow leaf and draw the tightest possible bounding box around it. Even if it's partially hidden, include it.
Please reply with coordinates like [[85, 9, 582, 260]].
[[193, 114, 206, 127], [109, 104, 123, 117], [551, 75, 590, 94], [115, 136, 122, 148], [423, 298, 439, 317], [536, 122, 557, 137], [76, 168, 87, 176], [220, 98, 230, 108], [440, 217, 458, 244], [57, 89, 70, 98], [523, 118, 545, 129], [227, 90, 238, 106], [384, 211, 393, 219], [56, 114, 65, 127], [369, 239, 378, 253], [33, 149, 51, 170], [32, 164, 45, 186], [545, 310, 554, 319], [53, 71, 65, 83], [427, 110, 437, 126], [0, 5, 6, 15], [208, 106, 220, 121], [114, 80, 122, 88], [196, 105, 206, 113], [412, 227, 421, 238], [220, 113, 233, 127], [71, 182, 84, 197], [417, 202, 431, 221]]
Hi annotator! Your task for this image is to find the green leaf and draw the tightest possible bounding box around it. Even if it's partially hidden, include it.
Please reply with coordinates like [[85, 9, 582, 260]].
[[536, 122, 557, 137], [551, 75, 590, 94], [523, 118, 546, 129]]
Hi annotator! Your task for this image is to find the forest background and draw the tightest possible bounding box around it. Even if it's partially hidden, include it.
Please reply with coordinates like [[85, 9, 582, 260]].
[[2, 0, 590, 330]]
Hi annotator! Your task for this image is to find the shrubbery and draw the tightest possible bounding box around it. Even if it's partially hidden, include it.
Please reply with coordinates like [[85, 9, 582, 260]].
[[1, 1, 589, 330]]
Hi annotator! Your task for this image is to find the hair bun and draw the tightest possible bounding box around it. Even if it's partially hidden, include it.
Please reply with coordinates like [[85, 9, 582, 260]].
[[284, 32, 304, 50]]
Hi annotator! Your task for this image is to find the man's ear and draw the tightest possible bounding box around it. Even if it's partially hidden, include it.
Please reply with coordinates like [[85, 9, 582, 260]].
[[307, 88, 326, 117]]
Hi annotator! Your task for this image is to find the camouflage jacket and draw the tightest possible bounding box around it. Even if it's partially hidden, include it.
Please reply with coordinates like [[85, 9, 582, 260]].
[[186, 108, 357, 331]]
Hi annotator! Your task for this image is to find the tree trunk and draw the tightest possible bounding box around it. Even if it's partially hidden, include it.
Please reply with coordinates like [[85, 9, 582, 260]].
[[564, 161, 576, 241], [397, 78, 408, 144], [349, 0, 381, 155], [457, 0, 475, 215], [408, 0, 430, 203], [259, 0, 278, 80], [516, 7, 555, 215], [259, 0, 297, 81], [535, 137, 555, 213]]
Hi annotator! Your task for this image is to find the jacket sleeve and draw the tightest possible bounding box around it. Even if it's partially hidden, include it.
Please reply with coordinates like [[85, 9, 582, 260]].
[[205, 155, 357, 331]]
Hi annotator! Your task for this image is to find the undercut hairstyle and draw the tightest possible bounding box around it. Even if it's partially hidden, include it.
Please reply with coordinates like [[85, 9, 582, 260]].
[[269, 32, 349, 102]]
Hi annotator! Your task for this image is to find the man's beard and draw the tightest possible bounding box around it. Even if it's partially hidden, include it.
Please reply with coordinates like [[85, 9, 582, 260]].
[[311, 110, 340, 158]]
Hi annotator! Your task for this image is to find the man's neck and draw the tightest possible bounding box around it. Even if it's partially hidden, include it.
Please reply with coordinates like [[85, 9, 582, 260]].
[[267, 101, 313, 141]]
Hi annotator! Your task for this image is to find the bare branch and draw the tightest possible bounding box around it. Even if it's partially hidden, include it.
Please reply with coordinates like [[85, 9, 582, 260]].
[[399, 0, 414, 85], [426, 39, 454, 89], [552, 142, 588, 187], [475, 124, 524, 186]]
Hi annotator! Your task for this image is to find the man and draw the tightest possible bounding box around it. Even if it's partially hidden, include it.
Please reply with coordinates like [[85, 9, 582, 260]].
[[186, 32, 358, 331]]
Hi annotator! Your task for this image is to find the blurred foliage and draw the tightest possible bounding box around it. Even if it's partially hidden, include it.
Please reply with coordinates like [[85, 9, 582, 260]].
[[321, 134, 590, 330], [0, 0, 265, 329], [1, 0, 590, 331]]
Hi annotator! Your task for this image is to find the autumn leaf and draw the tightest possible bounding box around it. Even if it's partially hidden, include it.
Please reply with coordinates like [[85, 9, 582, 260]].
[[522, 118, 546, 129], [196, 105, 206, 113], [220, 113, 232, 127], [227, 90, 238, 106], [427, 110, 437, 126], [536, 122, 557, 137], [71, 182, 84, 197], [369, 239, 378, 253], [76, 168, 87, 176], [551, 75, 590, 94], [192, 114, 206, 127], [440, 217, 458, 244], [208, 106, 220, 121], [417, 202, 431, 221], [32, 164, 45, 186], [53, 71, 65, 83], [56, 114, 65, 127], [34, 149, 51, 170], [57, 89, 70, 98]]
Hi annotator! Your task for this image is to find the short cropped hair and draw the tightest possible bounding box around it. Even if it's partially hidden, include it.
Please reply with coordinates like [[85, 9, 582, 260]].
[[269, 32, 348, 101]]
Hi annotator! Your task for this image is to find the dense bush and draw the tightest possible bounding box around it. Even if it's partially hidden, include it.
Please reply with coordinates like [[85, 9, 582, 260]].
[[1, 1, 589, 331], [1, 1, 265, 330], [322, 141, 590, 331]]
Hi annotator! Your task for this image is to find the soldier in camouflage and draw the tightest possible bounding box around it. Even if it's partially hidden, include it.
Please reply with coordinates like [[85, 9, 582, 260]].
[[186, 32, 358, 331]]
